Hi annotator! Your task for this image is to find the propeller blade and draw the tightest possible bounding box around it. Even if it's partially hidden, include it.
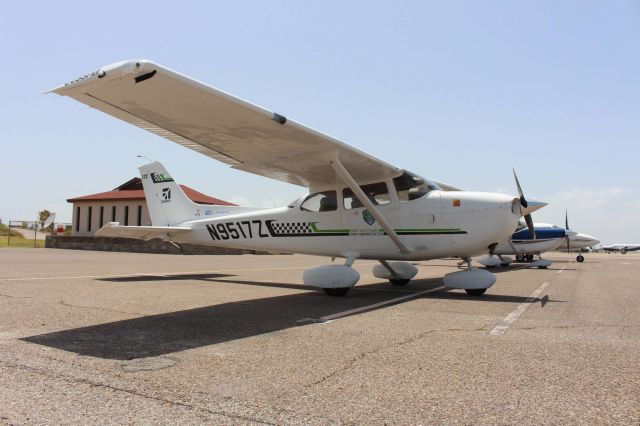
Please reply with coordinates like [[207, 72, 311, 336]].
[[565, 210, 570, 230], [524, 214, 536, 240], [512, 168, 528, 208]]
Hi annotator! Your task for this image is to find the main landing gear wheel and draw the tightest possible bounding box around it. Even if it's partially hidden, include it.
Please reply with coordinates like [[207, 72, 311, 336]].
[[525, 254, 534, 262], [323, 287, 351, 296], [576, 255, 585, 263], [465, 288, 487, 296], [389, 278, 410, 286]]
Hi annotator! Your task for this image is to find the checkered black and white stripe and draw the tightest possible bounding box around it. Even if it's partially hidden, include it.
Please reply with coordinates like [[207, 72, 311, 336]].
[[271, 222, 312, 235]]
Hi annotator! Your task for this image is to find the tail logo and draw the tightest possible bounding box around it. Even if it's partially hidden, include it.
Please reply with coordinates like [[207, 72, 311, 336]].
[[161, 188, 171, 203], [151, 172, 174, 183]]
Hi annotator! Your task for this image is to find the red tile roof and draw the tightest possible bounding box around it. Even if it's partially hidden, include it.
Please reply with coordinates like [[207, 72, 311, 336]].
[[67, 184, 236, 206]]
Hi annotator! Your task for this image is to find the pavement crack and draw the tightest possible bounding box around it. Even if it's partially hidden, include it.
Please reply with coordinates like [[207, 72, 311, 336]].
[[305, 328, 443, 389], [0, 360, 275, 425], [305, 324, 490, 389], [0, 293, 32, 299]]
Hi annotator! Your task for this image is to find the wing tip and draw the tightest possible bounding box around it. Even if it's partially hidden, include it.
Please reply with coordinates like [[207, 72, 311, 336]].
[[47, 59, 158, 95]]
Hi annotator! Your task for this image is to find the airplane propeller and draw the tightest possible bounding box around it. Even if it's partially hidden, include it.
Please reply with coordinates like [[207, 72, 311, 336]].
[[513, 168, 536, 240]]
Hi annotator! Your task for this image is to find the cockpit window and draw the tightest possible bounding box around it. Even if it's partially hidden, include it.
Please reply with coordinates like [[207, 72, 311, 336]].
[[343, 182, 391, 209], [394, 171, 437, 202], [300, 191, 337, 212]]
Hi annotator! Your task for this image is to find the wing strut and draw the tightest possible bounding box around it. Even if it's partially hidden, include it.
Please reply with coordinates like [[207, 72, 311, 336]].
[[330, 156, 410, 254]]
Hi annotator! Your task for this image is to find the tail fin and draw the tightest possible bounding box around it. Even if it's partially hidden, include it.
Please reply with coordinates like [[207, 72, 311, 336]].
[[139, 162, 200, 226]]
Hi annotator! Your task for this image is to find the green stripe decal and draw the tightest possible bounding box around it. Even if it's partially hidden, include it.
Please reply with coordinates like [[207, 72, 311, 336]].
[[309, 222, 465, 235]]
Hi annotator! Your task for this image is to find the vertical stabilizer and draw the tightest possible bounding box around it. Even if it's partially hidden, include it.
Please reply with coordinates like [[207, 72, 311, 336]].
[[139, 162, 198, 226]]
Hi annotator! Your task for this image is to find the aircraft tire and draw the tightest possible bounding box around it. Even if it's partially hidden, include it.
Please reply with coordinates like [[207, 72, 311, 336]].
[[525, 254, 534, 262], [577, 255, 585, 263], [621, 249, 627, 255], [465, 288, 487, 296], [389, 278, 410, 286], [323, 287, 351, 296]]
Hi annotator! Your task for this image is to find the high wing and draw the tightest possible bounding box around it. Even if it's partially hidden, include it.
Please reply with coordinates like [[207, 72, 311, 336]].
[[50, 60, 403, 188], [95, 222, 191, 240]]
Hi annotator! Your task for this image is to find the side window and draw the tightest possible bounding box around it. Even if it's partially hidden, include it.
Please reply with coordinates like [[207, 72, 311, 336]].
[[343, 182, 391, 209], [394, 172, 431, 202], [300, 191, 337, 212]]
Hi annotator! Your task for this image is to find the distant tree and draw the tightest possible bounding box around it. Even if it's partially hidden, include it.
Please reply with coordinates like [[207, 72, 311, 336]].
[[38, 210, 52, 228]]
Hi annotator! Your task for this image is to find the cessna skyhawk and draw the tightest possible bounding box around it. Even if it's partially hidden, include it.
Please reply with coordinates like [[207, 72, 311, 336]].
[[50, 60, 544, 296]]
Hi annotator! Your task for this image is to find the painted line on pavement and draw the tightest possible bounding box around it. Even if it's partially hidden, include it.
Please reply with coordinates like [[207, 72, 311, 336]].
[[488, 281, 550, 336], [318, 286, 445, 322], [557, 265, 568, 274]]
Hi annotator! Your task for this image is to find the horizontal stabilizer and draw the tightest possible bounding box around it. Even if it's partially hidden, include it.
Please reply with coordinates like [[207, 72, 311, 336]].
[[95, 222, 191, 240]]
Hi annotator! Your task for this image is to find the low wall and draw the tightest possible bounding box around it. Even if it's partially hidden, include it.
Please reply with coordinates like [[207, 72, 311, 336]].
[[45, 235, 254, 255]]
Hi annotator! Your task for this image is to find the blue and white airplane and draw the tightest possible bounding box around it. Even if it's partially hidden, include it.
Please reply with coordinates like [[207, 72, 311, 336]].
[[477, 222, 567, 269], [478, 209, 601, 267]]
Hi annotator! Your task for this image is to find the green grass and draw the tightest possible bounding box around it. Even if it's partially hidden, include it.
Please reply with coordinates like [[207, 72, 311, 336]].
[[0, 236, 45, 248]]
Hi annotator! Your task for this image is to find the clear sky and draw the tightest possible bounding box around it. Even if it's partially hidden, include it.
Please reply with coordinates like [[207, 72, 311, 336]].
[[1, 1, 638, 244]]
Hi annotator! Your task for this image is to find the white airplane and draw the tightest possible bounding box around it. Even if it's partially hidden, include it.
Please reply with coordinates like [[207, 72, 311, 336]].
[[602, 244, 640, 254], [554, 212, 600, 262], [50, 59, 545, 296]]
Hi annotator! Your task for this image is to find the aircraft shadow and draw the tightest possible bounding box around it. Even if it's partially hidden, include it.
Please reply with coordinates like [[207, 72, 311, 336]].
[[427, 292, 565, 305], [484, 266, 577, 274], [21, 275, 562, 360], [99, 273, 234, 282], [22, 278, 444, 360]]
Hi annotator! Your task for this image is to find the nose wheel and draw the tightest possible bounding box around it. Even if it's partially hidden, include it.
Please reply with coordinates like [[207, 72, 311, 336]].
[[576, 255, 585, 263]]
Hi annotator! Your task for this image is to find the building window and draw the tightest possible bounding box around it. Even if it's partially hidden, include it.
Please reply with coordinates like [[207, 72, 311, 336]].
[[137, 205, 142, 226], [124, 206, 129, 226], [87, 206, 92, 232], [76, 206, 80, 231], [111, 206, 116, 222], [99, 206, 104, 228]]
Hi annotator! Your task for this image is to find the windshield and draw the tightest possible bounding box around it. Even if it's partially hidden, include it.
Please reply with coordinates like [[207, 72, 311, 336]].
[[393, 171, 440, 202]]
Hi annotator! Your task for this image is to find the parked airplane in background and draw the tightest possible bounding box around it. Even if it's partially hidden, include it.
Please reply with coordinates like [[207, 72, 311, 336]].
[[477, 210, 601, 267], [602, 244, 640, 254], [50, 59, 546, 296], [555, 212, 600, 262], [476, 222, 565, 269]]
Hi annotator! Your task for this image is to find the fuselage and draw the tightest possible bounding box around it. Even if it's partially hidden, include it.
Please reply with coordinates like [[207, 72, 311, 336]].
[[564, 233, 600, 250], [493, 224, 566, 256], [171, 189, 521, 261]]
